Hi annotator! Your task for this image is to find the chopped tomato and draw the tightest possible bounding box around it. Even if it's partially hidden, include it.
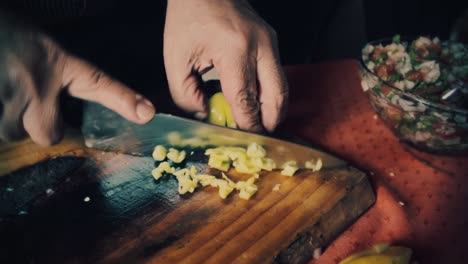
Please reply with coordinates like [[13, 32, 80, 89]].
[[383, 104, 404, 128], [406, 70, 424, 81], [372, 47, 385, 60], [375, 65, 388, 78], [382, 84, 394, 95], [416, 47, 429, 58]]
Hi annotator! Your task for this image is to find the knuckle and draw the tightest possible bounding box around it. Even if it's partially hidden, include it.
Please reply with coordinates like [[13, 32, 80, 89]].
[[171, 78, 204, 112], [229, 34, 250, 52], [236, 88, 259, 113], [92, 73, 116, 93]]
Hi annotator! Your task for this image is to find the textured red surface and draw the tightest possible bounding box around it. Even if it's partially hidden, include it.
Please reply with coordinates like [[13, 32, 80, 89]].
[[281, 60, 468, 264]]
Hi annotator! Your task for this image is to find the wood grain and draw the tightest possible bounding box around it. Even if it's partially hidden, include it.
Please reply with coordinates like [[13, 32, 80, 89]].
[[0, 131, 375, 264]]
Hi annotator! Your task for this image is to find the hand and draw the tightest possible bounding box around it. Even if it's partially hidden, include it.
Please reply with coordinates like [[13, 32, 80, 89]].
[[164, 0, 288, 133], [0, 15, 155, 146]]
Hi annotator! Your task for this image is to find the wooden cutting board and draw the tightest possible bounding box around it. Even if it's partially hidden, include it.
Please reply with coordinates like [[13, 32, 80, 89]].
[[0, 131, 375, 264]]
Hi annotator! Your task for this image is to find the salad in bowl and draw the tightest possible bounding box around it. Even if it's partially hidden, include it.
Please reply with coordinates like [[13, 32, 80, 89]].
[[360, 35, 468, 154]]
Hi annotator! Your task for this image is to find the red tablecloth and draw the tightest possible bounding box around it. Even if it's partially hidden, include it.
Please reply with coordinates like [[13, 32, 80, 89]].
[[281, 60, 468, 264]]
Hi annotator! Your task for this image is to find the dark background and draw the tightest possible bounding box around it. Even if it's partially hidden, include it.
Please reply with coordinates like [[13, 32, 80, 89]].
[[2, 0, 468, 114]]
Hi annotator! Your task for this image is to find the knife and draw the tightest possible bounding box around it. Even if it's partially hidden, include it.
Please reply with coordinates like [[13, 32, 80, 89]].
[[82, 102, 346, 169]]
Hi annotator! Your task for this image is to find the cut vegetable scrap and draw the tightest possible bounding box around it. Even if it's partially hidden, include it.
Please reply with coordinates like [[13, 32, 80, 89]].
[[151, 168, 164, 180], [173, 168, 197, 194], [221, 172, 236, 188], [189, 166, 199, 186], [246, 143, 266, 158], [195, 174, 217, 187], [281, 161, 299, 176], [167, 148, 186, 163], [304, 158, 323, 172], [205, 147, 226, 156], [152, 145, 167, 161], [158, 161, 175, 173], [151, 161, 175, 180], [233, 158, 262, 174], [152, 143, 323, 200], [208, 155, 231, 171], [235, 176, 258, 200], [225, 147, 247, 161], [204, 145, 276, 174], [215, 179, 235, 199], [259, 158, 276, 171], [195, 176, 235, 199]]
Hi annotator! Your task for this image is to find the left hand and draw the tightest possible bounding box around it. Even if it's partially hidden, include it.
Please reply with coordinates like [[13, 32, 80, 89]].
[[163, 0, 288, 133]]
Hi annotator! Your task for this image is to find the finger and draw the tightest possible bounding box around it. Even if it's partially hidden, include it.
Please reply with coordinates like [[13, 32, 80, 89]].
[[257, 46, 289, 132], [22, 95, 63, 146], [0, 56, 32, 142], [0, 54, 62, 145], [216, 54, 263, 132], [0, 83, 28, 141], [164, 56, 208, 115], [62, 54, 155, 124]]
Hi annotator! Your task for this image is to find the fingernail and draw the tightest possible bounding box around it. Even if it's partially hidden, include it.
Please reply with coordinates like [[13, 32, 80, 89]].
[[194, 111, 208, 120], [136, 99, 155, 121]]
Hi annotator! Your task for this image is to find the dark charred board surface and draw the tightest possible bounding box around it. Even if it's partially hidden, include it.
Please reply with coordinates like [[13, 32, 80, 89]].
[[0, 132, 375, 264]]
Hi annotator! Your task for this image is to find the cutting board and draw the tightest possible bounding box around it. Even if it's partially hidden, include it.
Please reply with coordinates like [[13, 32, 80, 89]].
[[0, 130, 375, 264]]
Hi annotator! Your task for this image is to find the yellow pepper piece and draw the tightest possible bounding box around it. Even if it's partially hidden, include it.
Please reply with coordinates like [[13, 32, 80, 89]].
[[208, 92, 236, 128], [339, 243, 412, 264], [173, 168, 197, 194], [235, 176, 258, 200], [208, 155, 231, 171], [246, 143, 266, 158], [281, 161, 299, 176], [167, 148, 186, 163], [152, 145, 167, 161], [305, 158, 323, 172]]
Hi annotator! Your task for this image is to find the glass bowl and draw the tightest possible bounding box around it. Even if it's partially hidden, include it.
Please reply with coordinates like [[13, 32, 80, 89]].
[[360, 37, 468, 155]]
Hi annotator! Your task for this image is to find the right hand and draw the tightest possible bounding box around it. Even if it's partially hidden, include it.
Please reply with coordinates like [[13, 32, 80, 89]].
[[0, 14, 155, 146], [163, 0, 288, 133]]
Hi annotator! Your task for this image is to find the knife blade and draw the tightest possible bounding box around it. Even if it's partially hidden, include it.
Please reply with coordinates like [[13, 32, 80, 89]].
[[82, 102, 346, 168]]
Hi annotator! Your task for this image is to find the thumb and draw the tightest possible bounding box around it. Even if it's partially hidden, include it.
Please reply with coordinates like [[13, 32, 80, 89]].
[[62, 54, 155, 124]]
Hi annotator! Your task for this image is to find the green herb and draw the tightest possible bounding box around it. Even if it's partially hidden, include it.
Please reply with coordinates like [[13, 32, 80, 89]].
[[421, 120, 432, 127], [387, 93, 394, 100], [387, 74, 401, 81], [392, 34, 401, 44], [381, 53, 388, 61], [399, 125, 414, 135], [402, 115, 416, 124], [414, 81, 428, 89], [372, 86, 383, 96], [409, 49, 417, 62]]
